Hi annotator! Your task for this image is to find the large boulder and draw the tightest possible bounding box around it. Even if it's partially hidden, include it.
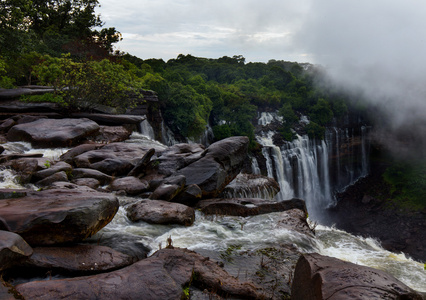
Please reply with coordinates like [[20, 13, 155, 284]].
[[291, 253, 424, 300], [16, 248, 262, 300], [0, 187, 119, 245], [222, 173, 280, 199], [7, 118, 100, 148], [26, 244, 135, 274], [177, 136, 249, 198], [73, 142, 160, 176], [126, 199, 195, 226], [0, 231, 33, 271], [197, 198, 307, 217], [109, 176, 149, 195]]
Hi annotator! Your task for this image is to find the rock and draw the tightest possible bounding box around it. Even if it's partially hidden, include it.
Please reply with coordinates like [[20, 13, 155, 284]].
[[223, 173, 280, 199], [172, 184, 203, 206], [126, 199, 195, 226], [72, 168, 113, 185], [197, 198, 307, 217], [60, 144, 103, 165], [16, 248, 262, 300], [127, 148, 156, 177], [69, 113, 145, 125], [32, 161, 72, 181], [35, 171, 69, 186], [0, 187, 119, 245], [92, 126, 132, 143], [72, 178, 101, 189], [0, 145, 4, 154], [26, 244, 135, 274], [0, 87, 55, 100], [1, 277, 20, 300], [0, 118, 16, 133], [291, 253, 424, 300], [178, 136, 249, 198], [150, 175, 186, 201], [9, 158, 39, 182], [109, 176, 149, 195], [0, 231, 33, 271], [0, 190, 28, 204], [7, 118, 100, 148], [73, 142, 155, 176], [156, 143, 205, 176]]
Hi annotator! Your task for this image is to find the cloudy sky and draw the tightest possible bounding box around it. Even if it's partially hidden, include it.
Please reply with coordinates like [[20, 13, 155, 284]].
[[97, 0, 426, 151]]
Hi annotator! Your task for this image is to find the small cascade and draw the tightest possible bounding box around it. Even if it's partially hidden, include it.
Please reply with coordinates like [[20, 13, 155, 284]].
[[160, 121, 177, 146], [139, 119, 155, 140]]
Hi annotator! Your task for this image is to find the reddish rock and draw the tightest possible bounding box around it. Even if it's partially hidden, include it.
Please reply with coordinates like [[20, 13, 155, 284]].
[[26, 244, 135, 274], [291, 253, 424, 300], [109, 176, 149, 195], [72, 178, 101, 189], [16, 248, 262, 300], [126, 199, 195, 226], [72, 168, 112, 185], [197, 198, 307, 217], [0, 187, 119, 246]]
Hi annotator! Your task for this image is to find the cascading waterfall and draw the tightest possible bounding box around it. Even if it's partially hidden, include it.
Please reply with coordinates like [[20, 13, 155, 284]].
[[253, 112, 370, 221], [139, 119, 156, 140]]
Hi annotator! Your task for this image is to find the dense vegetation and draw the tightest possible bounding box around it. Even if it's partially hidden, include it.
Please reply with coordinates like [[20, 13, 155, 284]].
[[383, 161, 426, 211]]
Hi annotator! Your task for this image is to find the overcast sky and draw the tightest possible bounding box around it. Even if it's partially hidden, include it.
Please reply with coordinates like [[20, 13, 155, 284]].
[[97, 0, 426, 150]]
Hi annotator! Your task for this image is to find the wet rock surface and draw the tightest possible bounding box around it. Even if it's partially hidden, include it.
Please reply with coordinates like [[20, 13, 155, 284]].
[[16, 248, 263, 300], [126, 199, 195, 226], [291, 253, 424, 300], [7, 118, 100, 148], [0, 187, 119, 245], [0, 231, 33, 272]]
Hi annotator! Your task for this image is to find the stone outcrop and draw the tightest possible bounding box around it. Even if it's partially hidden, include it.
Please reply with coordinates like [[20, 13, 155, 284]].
[[0, 187, 119, 245], [16, 248, 263, 300], [178, 136, 249, 198], [7, 118, 100, 148], [0, 231, 33, 271], [291, 253, 424, 300], [25, 244, 135, 274], [126, 199, 195, 226], [73, 142, 160, 176], [109, 176, 149, 195], [197, 198, 307, 217], [222, 173, 280, 199]]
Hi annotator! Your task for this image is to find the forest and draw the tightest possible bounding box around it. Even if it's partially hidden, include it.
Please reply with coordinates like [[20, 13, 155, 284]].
[[0, 0, 424, 212]]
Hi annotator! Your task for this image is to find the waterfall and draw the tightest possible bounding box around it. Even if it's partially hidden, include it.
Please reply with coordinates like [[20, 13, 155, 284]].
[[139, 119, 156, 140], [255, 112, 371, 221]]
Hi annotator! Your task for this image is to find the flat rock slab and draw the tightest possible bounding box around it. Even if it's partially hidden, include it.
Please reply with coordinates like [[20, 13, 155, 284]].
[[27, 244, 135, 274], [291, 253, 424, 300], [126, 199, 195, 226], [0, 188, 119, 246], [7, 118, 100, 148], [197, 198, 307, 217], [0, 230, 33, 271], [16, 248, 262, 300]]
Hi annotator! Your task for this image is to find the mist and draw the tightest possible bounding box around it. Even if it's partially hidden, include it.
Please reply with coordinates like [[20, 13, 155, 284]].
[[296, 0, 426, 158]]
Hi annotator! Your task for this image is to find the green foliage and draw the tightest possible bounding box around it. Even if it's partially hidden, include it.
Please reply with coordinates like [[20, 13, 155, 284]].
[[305, 121, 325, 140], [383, 162, 426, 211], [0, 56, 15, 88], [21, 93, 65, 105], [162, 83, 212, 138], [32, 54, 143, 111], [309, 98, 333, 125]]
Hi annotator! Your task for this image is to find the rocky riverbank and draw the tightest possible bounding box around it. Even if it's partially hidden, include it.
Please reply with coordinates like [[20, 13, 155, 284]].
[[0, 91, 424, 299]]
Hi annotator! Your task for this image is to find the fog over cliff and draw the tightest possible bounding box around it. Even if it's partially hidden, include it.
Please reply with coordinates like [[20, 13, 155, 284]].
[[296, 0, 426, 158]]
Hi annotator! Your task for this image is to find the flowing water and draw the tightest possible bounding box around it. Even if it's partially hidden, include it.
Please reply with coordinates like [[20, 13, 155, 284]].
[[1, 136, 425, 293]]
